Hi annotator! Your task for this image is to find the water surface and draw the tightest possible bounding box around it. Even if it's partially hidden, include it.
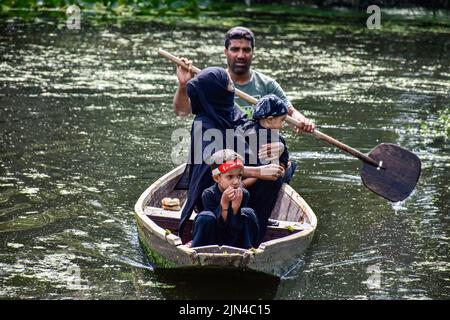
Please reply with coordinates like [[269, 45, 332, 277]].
[[0, 13, 449, 299]]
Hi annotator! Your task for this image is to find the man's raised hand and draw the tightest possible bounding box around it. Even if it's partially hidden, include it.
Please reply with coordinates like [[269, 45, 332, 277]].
[[176, 57, 194, 87]]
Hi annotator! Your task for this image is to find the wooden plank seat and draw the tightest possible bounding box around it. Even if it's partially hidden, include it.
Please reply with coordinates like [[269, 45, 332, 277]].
[[144, 206, 308, 244]]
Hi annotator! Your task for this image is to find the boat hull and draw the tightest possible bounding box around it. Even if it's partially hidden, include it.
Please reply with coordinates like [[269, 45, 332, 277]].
[[134, 164, 317, 278]]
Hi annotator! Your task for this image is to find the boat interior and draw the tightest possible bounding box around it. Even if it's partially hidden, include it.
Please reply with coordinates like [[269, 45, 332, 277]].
[[142, 170, 311, 244]]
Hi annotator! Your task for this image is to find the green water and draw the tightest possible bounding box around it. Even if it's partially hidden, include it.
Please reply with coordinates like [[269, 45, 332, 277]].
[[0, 11, 449, 299]]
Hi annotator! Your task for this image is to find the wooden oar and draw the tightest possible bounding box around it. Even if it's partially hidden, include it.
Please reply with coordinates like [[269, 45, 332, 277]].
[[158, 49, 421, 202]]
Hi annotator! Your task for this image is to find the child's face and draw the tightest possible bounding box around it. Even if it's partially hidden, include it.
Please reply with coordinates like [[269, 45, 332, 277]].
[[260, 114, 287, 130], [213, 167, 243, 191]]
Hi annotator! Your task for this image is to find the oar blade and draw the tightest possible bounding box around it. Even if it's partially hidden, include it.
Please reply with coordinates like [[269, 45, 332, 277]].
[[361, 143, 421, 202]]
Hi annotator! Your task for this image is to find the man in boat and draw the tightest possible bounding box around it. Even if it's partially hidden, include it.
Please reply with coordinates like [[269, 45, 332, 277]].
[[172, 26, 315, 136], [173, 27, 314, 244], [191, 149, 259, 249]]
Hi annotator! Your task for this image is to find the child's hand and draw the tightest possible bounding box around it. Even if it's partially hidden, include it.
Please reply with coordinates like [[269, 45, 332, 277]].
[[231, 187, 243, 215], [220, 186, 235, 209]]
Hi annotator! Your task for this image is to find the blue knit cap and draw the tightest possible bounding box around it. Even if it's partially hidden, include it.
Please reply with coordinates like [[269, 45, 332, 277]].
[[252, 94, 289, 120]]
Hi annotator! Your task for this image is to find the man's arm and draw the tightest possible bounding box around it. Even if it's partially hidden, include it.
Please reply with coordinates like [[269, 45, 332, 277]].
[[242, 177, 257, 189], [243, 164, 285, 181], [269, 79, 315, 133], [287, 105, 315, 133], [173, 58, 194, 117], [173, 84, 191, 117]]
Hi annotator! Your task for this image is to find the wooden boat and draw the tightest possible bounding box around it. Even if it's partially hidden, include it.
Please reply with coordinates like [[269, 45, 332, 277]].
[[134, 164, 317, 278]]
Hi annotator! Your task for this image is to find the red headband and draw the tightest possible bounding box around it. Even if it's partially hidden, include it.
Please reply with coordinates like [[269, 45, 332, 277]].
[[212, 159, 244, 175]]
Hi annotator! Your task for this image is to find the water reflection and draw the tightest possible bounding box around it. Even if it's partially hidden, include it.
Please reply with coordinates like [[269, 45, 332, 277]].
[[153, 268, 280, 300]]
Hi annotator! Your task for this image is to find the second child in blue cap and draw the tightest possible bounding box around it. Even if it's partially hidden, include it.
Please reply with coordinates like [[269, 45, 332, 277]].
[[252, 94, 290, 167], [237, 94, 297, 243], [240, 94, 296, 182]]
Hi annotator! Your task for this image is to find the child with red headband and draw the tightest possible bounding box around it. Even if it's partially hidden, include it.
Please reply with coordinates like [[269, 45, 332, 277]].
[[191, 149, 259, 249]]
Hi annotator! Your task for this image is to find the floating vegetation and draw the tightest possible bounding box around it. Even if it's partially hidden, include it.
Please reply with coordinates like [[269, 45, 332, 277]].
[[0, 0, 213, 15], [1, 1, 449, 35], [419, 109, 450, 141], [19, 187, 40, 196], [7, 242, 24, 249]]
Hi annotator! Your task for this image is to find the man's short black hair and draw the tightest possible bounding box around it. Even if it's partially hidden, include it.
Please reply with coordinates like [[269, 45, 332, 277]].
[[225, 26, 255, 49]]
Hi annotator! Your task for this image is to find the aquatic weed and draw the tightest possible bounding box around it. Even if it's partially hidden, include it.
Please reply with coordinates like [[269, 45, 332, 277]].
[[419, 108, 450, 141]]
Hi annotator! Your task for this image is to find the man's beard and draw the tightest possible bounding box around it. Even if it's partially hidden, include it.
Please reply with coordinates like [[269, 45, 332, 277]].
[[230, 60, 251, 75]]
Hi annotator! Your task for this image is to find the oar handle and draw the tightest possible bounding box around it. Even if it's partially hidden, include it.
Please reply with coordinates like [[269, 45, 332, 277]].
[[158, 49, 259, 104], [158, 48, 382, 169], [159, 49, 297, 123], [159, 49, 202, 74], [311, 130, 381, 168]]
